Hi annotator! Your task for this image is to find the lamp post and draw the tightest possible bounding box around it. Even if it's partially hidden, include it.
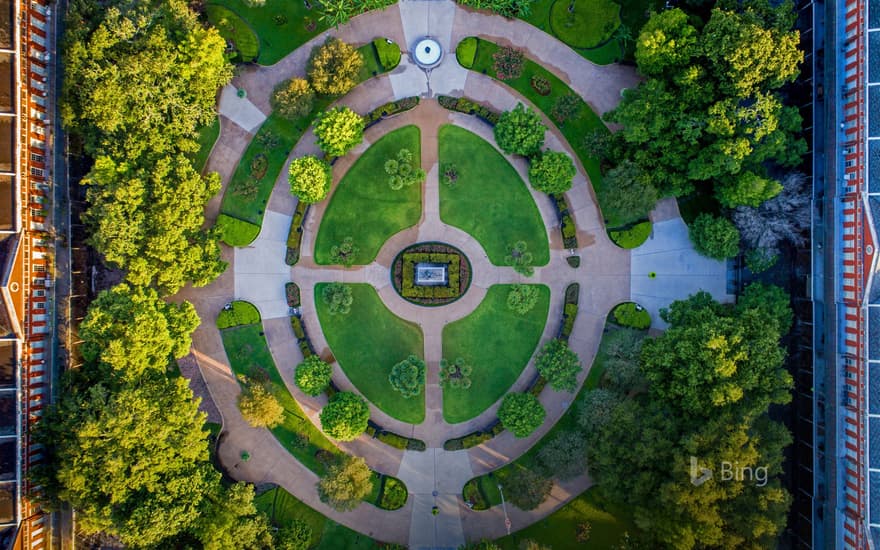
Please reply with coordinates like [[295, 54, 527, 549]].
[[498, 484, 512, 535]]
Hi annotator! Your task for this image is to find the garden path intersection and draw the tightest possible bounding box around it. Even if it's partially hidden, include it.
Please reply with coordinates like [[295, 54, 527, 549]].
[[178, 1, 731, 547]]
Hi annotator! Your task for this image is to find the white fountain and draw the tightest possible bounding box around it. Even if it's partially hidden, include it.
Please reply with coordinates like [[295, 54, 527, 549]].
[[412, 37, 442, 69]]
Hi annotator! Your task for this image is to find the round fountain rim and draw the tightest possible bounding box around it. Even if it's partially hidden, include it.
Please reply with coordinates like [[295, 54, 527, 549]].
[[412, 37, 443, 68]]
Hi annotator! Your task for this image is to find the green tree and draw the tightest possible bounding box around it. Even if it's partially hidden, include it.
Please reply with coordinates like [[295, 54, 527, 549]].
[[736, 282, 792, 333], [82, 154, 225, 294], [62, 0, 232, 158], [313, 107, 365, 157], [272, 78, 315, 120], [716, 171, 782, 208], [194, 483, 274, 550], [389, 355, 426, 398], [320, 391, 369, 441], [295, 356, 333, 396], [494, 104, 546, 156], [535, 339, 582, 392], [528, 151, 576, 194], [322, 283, 354, 315], [307, 37, 363, 96], [317, 456, 373, 511], [596, 160, 659, 226], [238, 384, 284, 428], [288, 156, 332, 203], [635, 8, 699, 77], [498, 393, 546, 437], [31, 375, 217, 546], [689, 213, 741, 260], [276, 519, 313, 550], [536, 430, 587, 480], [77, 283, 199, 381], [507, 284, 540, 315], [500, 467, 552, 510]]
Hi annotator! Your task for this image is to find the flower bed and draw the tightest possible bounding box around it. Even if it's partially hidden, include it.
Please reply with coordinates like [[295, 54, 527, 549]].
[[391, 242, 472, 306]]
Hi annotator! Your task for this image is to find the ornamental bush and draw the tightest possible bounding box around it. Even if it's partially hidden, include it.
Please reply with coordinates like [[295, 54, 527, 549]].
[[321, 283, 353, 315], [272, 78, 315, 120], [386, 148, 426, 190], [295, 355, 333, 396], [550, 93, 580, 124], [317, 455, 373, 511], [238, 384, 284, 428], [307, 37, 363, 96], [528, 151, 576, 194], [439, 357, 473, 390], [329, 236, 359, 267], [494, 104, 546, 156], [313, 106, 365, 157], [689, 213, 741, 260], [288, 156, 331, 203], [498, 393, 545, 437], [507, 284, 540, 315], [492, 46, 524, 80], [389, 355, 426, 398], [535, 339, 582, 392], [319, 391, 369, 441]]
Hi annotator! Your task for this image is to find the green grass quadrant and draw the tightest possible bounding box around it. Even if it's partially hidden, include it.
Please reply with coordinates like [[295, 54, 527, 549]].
[[441, 284, 550, 424], [315, 283, 426, 424], [219, 323, 340, 473], [438, 125, 550, 266], [191, 117, 220, 172], [206, 0, 327, 65], [206, 5, 259, 62], [314, 125, 422, 265], [549, 0, 621, 50]]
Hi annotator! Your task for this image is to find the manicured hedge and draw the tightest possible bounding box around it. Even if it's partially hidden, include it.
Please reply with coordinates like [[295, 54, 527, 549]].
[[365, 421, 427, 451], [560, 283, 580, 340], [216, 214, 261, 247], [363, 97, 419, 127], [285, 282, 301, 307], [217, 300, 261, 329], [378, 476, 408, 510], [551, 194, 579, 249], [609, 220, 651, 249], [285, 201, 309, 266], [289, 315, 315, 357], [456, 36, 477, 68], [443, 421, 504, 451], [391, 242, 472, 306], [437, 95, 501, 125], [373, 38, 401, 71], [612, 302, 651, 330]]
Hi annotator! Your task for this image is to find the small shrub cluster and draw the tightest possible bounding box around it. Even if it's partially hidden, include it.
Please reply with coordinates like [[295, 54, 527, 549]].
[[505, 241, 534, 276], [372, 38, 401, 70], [612, 302, 651, 330], [330, 236, 359, 266], [455, 0, 534, 17], [217, 300, 260, 329], [289, 316, 315, 358], [560, 283, 580, 340], [530, 75, 551, 96], [455, 36, 477, 68], [507, 284, 540, 315], [321, 283, 354, 315], [385, 148, 426, 190], [216, 214, 261, 247], [437, 95, 501, 125], [462, 478, 489, 510], [363, 96, 419, 126], [285, 282, 301, 308], [550, 94, 581, 125], [294, 355, 332, 396], [439, 357, 473, 390], [527, 373, 548, 398], [443, 421, 505, 451], [440, 163, 459, 187], [366, 422, 427, 451], [552, 194, 579, 249], [389, 355, 426, 398], [609, 221, 651, 249], [285, 201, 309, 265], [492, 46, 524, 80], [391, 243, 472, 306]]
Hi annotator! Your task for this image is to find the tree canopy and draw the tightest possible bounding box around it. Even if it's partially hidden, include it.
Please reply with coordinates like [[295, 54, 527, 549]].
[[288, 156, 332, 204], [313, 107, 365, 158], [320, 391, 369, 441], [494, 104, 546, 156], [316, 456, 373, 511], [535, 339, 582, 392], [498, 393, 546, 437]]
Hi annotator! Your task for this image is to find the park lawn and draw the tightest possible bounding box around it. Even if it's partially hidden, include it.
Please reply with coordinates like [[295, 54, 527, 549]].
[[220, 323, 340, 472], [205, 0, 327, 65], [315, 283, 426, 424], [468, 38, 625, 226], [192, 117, 220, 172], [314, 126, 422, 265], [519, 0, 621, 65], [206, 4, 259, 62], [548, 0, 620, 50], [497, 486, 633, 549], [438, 125, 550, 267], [317, 521, 377, 550], [442, 284, 550, 423]]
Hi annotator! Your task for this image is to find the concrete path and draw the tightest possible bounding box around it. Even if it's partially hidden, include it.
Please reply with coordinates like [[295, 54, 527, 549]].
[[218, 84, 267, 133]]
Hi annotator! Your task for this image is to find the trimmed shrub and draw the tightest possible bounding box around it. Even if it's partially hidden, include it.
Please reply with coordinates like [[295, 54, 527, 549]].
[[528, 151, 576, 194], [379, 477, 408, 510], [492, 46, 524, 80], [456, 37, 478, 68], [561, 303, 578, 339], [389, 355, 426, 398], [689, 213, 741, 259], [217, 301, 260, 329], [373, 38, 401, 70], [550, 93, 581, 124], [216, 214, 260, 247], [313, 107, 365, 157], [288, 156, 331, 204], [308, 37, 363, 96], [238, 384, 284, 428], [530, 74, 551, 95], [494, 104, 545, 156], [498, 393, 545, 438], [439, 357, 473, 390], [535, 339, 582, 392], [612, 302, 651, 330], [566, 255, 581, 268], [319, 392, 369, 441], [295, 355, 333, 396], [272, 78, 314, 120], [285, 282, 301, 307]]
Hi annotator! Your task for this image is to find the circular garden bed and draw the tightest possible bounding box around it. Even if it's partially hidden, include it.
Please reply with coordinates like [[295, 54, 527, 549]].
[[391, 242, 472, 306]]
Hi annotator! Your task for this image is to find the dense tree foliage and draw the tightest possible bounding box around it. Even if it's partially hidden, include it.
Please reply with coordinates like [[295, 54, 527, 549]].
[[276, 520, 312, 550], [535, 339, 582, 392], [295, 356, 333, 396], [603, 3, 804, 205], [507, 284, 540, 315], [498, 393, 546, 437], [63, 0, 232, 159], [307, 37, 363, 96], [317, 456, 373, 511], [288, 156, 332, 203], [313, 107, 365, 157], [389, 355, 426, 398], [528, 151, 576, 194], [597, 160, 659, 225], [583, 287, 793, 548], [500, 466, 552, 510], [272, 78, 315, 120], [83, 154, 225, 294], [494, 104, 546, 156], [194, 483, 275, 550], [238, 384, 285, 428], [535, 430, 587, 480], [320, 391, 370, 441], [688, 213, 741, 260]]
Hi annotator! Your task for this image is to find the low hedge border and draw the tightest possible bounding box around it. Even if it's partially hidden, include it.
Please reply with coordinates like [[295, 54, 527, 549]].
[[551, 193, 579, 250], [365, 421, 427, 451], [363, 96, 420, 128], [285, 201, 310, 266], [560, 282, 580, 341], [391, 242, 473, 306], [437, 95, 501, 125], [285, 282, 301, 308], [289, 315, 315, 358], [443, 420, 504, 451]]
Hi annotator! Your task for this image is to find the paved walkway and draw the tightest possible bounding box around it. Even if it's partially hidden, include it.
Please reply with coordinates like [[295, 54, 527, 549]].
[[177, 1, 727, 546]]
